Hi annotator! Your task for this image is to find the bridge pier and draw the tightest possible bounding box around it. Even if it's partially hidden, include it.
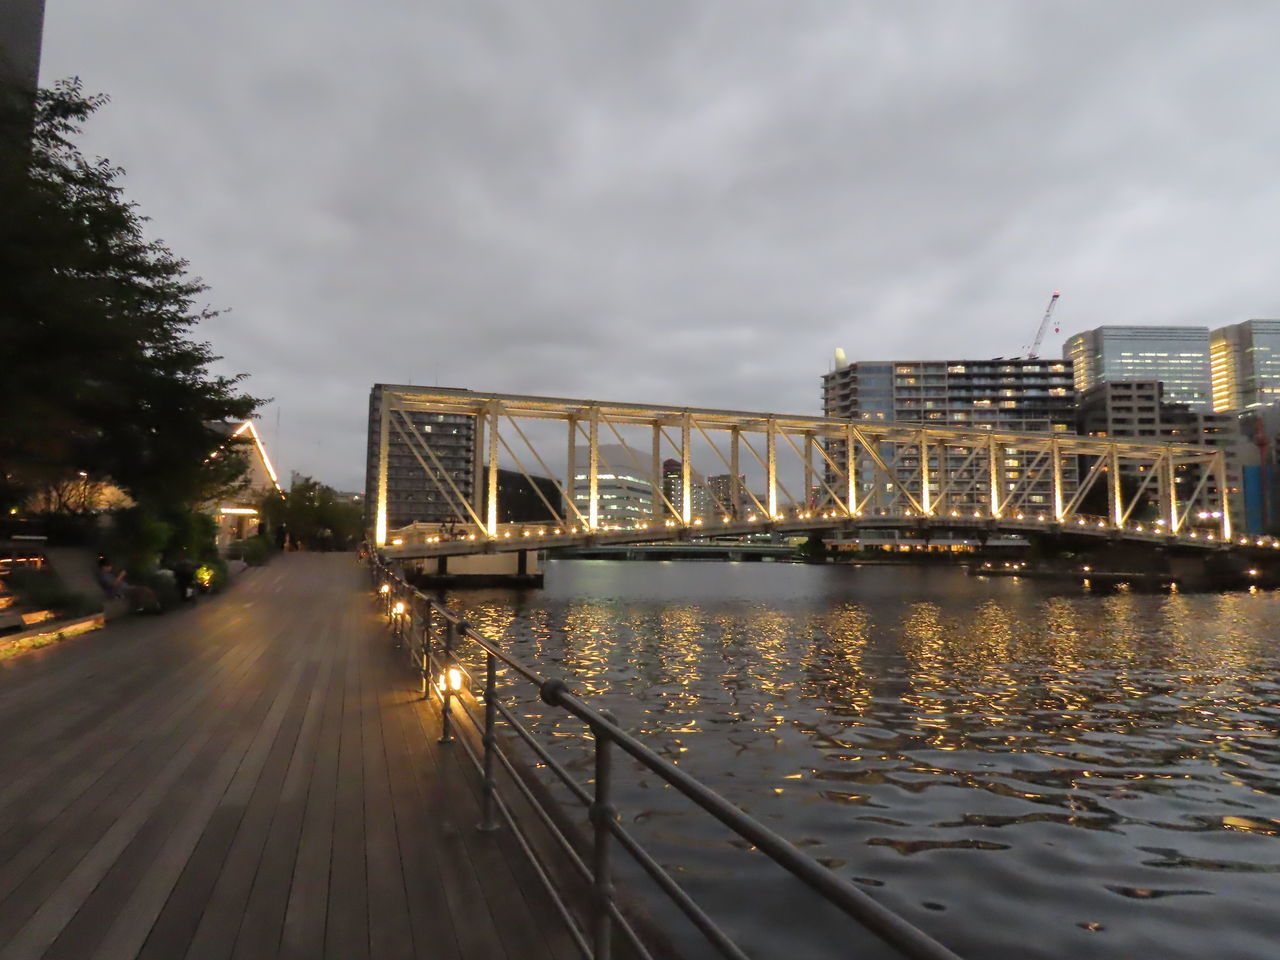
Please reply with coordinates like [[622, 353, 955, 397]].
[[410, 551, 544, 588]]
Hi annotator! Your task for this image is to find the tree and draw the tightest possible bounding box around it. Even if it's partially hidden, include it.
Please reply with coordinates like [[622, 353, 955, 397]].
[[261, 477, 363, 552], [0, 79, 261, 512]]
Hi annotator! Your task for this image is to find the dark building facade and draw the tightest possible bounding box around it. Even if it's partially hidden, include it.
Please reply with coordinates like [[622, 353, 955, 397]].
[[1077, 380, 1242, 522], [0, 0, 44, 144], [485, 468, 562, 524], [365, 384, 477, 533], [822, 358, 1077, 513], [0, 0, 44, 94]]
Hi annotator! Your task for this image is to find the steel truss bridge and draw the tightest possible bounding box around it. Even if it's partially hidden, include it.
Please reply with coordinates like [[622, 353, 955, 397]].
[[372, 386, 1270, 562]]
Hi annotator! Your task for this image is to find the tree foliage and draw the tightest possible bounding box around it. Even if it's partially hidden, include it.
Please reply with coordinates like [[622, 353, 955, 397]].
[[0, 78, 261, 512], [260, 477, 363, 551]]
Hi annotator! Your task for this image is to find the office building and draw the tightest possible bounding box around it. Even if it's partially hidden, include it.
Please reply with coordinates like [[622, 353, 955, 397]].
[[1237, 403, 1280, 533], [1210, 320, 1280, 412], [707, 473, 746, 519], [1077, 380, 1243, 522], [365, 384, 476, 531], [660, 458, 714, 522], [570, 443, 655, 528], [1062, 326, 1212, 411], [821, 358, 1077, 513]]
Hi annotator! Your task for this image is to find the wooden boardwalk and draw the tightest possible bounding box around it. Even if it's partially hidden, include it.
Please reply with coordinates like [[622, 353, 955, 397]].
[[0, 554, 580, 960]]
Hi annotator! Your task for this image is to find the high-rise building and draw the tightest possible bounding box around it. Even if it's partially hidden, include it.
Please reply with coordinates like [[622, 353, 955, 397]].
[[1062, 326, 1212, 411], [706, 473, 745, 519], [0, 0, 44, 143], [365, 384, 477, 532], [822, 358, 1077, 513], [660, 458, 713, 522], [570, 443, 655, 528], [1077, 380, 1243, 521], [1210, 320, 1280, 412]]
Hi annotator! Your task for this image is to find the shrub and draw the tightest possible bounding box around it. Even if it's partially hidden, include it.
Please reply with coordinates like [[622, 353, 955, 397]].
[[137, 570, 181, 611], [227, 535, 273, 566], [6, 567, 99, 618], [199, 556, 229, 593]]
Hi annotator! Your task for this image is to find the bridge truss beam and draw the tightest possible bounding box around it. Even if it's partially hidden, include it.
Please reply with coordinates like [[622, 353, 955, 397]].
[[371, 386, 1238, 557]]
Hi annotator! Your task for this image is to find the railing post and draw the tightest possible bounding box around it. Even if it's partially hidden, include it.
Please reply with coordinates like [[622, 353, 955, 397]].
[[421, 604, 431, 699], [391, 586, 403, 648], [478, 651, 500, 832], [590, 712, 617, 960], [440, 619, 455, 747]]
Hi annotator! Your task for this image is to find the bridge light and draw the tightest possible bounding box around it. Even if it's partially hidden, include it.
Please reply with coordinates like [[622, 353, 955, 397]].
[[391, 538, 404, 546], [748, 515, 758, 522], [392, 601, 405, 616], [379, 584, 390, 595], [522, 530, 530, 537], [1082, 565, 1091, 572], [1015, 513, 1024, 520], [694, 519, 703, 526], [950, 510, 959, 517], [723, 516, 731, 523], [1135, 525, 1143, 532], [554, 529, 562, 535], [1038, 515, 1047, 522], [539, 529, 546, 536], [468, 534, 477, 540]]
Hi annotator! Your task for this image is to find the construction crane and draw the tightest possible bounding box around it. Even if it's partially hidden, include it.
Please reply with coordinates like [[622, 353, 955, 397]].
[[1024, 290, 1061, 359]]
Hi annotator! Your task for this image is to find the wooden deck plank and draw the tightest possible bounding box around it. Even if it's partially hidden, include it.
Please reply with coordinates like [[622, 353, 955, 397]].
[[133, 660, 311, 960], [38, 637, 309, 960], [5, 631, 295, 960], [181, 659, 320, 960], [228, 649, 337, 960], [0, 638, 278, 945], [376, 681, 466, 960], [0, 555, 583, 960], [323, 602, 370, 960], [0, 613, 264, 824], [359, 628, 415, 960]]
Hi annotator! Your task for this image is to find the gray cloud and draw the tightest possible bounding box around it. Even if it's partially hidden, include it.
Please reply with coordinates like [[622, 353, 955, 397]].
[[41, 1, 1280, 489]]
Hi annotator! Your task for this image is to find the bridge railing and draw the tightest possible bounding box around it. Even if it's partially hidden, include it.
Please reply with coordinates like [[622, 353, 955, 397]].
[[369, 556, 962, 960]]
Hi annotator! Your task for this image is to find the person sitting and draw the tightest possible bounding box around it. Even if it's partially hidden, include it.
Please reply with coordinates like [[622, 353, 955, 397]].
[[96, 558, 160, 613]]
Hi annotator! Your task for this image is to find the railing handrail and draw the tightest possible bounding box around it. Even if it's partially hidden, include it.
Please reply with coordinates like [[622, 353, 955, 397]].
[[372, 555, 963, 960]]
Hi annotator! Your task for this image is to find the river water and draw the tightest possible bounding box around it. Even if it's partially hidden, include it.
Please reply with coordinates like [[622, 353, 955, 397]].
[[439, 560, 1280, 960]]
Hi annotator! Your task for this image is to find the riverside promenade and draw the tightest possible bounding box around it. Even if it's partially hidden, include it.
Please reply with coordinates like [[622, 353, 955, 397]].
[[0, 554, 578, 960]]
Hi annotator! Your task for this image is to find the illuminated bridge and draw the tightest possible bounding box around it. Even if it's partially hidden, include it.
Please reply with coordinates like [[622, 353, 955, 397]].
[[371, 387, 1279, 563]]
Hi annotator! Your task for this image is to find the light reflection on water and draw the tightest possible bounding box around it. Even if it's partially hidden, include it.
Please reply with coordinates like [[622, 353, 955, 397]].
[[442, 560, 1280, 960]]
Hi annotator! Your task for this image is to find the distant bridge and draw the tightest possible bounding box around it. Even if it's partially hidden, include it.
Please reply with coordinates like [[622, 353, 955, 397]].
[[372, 387, 1270, 562]]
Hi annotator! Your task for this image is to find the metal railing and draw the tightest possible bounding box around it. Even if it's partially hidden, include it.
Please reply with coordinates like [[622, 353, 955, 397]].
[[371, 556, 963, 960]]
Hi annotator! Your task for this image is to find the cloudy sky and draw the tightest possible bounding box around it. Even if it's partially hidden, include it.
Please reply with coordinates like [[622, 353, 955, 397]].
[[40, 2, 1280, 491]]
